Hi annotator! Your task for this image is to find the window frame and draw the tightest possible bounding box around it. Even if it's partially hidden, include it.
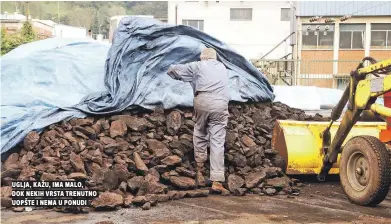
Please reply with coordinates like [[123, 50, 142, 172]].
[[301, 24, 335, 50], [182, 19, 204, 31], [335, 77, 350, 90], [370, 23, 391, 50], [280, 8, 290, 21], [230, 8, 253, 21], [339, 24, 366, 50]]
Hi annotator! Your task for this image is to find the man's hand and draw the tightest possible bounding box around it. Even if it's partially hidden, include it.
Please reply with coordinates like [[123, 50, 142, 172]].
[[167, 65, 180, 80], [167, 63, 195, 82], [167, 66, 174, 74]]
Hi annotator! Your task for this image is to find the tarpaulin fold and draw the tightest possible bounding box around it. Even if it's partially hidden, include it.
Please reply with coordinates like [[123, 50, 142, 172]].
[[1, 17, 274, 154]]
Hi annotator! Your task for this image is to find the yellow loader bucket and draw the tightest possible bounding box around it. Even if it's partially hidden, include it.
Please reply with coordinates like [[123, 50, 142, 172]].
[[272, 120, 386, 175]]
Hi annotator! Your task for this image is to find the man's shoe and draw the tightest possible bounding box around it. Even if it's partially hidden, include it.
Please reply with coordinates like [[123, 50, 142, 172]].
[[203, 177, 213, 187], [195, 171, 206, 187], [211, 181, 230, 195]]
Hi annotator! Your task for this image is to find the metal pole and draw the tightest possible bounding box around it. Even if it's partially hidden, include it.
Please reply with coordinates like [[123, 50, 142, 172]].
[[261, 32, 295, 59], [175, 5, 178, 25], [25, 1, 29, 21]]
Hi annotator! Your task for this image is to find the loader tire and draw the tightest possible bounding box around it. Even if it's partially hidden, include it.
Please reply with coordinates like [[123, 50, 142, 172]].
[[339, 136, 391, 206]]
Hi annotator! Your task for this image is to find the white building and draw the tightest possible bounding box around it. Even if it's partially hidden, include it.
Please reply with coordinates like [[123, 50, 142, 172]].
[[31, 19, 55, 38], [52, 24, 87, 38], [167, 1, 294, 59]]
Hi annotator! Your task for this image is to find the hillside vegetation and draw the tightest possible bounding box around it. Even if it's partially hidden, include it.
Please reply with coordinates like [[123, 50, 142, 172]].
[[1, 1, 167, 37]]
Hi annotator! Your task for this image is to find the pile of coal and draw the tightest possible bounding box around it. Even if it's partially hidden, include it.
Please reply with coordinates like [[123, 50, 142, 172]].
[[1, 102, 328, 211]]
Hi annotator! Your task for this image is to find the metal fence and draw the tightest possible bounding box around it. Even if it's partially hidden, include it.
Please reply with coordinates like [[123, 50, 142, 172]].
[[252, 59, 361, 90], [252, 59, 295, 86], [298, 60, 358, 90]]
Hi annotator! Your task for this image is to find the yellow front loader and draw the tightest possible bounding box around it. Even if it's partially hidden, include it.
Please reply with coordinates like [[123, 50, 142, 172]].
[[272, 57, 391, 206]]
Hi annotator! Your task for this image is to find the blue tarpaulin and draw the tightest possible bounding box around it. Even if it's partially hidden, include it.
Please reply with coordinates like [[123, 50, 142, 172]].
[[1, 17, 274, 154]]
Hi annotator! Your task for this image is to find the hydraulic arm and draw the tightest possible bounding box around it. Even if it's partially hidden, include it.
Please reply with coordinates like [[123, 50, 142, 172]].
[[272, 57, 391, 206], [318, 58, 391, 181]]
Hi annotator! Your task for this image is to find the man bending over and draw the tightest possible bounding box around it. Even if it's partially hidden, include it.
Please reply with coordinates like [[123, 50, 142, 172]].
[[167, 48, 229, 184]]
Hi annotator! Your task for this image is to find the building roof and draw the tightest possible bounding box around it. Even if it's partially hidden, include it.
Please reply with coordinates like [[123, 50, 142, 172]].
[[1, 13, 56, 28], [38, 20, 57, 27], [0, 12, 26, 21], [31, 19, 56, 27], [297, 1, 391, 17]]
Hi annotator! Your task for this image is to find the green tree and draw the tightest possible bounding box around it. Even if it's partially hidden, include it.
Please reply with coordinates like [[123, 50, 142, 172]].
[[68, 6, 96, 29], [91, 13, 99, 35], [1, 2, 167, 27], [20, 21, 36, 42], [108, 5, 126, 16], [1, 28, 23, 55], [96, 4, 126, 38], [101, 18, 110, 38], [1, 21, 38, 55], [128, 2, 167, 18], [1, 27, 5, 40], [60, 15, 70, 25]]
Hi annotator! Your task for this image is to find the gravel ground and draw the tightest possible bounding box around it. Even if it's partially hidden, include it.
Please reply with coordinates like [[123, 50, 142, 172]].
[[3, 109, 390, 224], [2, 177, 390, 224]]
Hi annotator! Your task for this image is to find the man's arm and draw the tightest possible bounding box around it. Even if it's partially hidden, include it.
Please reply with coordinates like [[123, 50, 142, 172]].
[[167, 62, 199, 82]]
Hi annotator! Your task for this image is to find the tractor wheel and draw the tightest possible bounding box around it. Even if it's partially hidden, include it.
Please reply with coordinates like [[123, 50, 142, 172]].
[[339, 136, 391, 206]]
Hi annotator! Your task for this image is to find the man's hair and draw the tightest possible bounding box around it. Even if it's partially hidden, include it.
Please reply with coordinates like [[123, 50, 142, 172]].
[[200, 48, 217, 61]]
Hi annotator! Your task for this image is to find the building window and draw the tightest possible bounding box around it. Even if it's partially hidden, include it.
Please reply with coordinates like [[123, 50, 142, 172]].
[[371, 23, 391, 49], [302, 24, 334, 49], [339, 24, 365, 49], [335, 77, 350, 90], [230, 8, 252, 21], [182, 20, 204, 31], [281, 8, 290, 21]]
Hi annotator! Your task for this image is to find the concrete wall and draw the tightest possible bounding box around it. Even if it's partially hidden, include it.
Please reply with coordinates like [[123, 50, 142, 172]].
[[168, 1, 293, 60], [1, 21, 23, 34], [31, 21, 53, 38], [370, 50, 391, 60]]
